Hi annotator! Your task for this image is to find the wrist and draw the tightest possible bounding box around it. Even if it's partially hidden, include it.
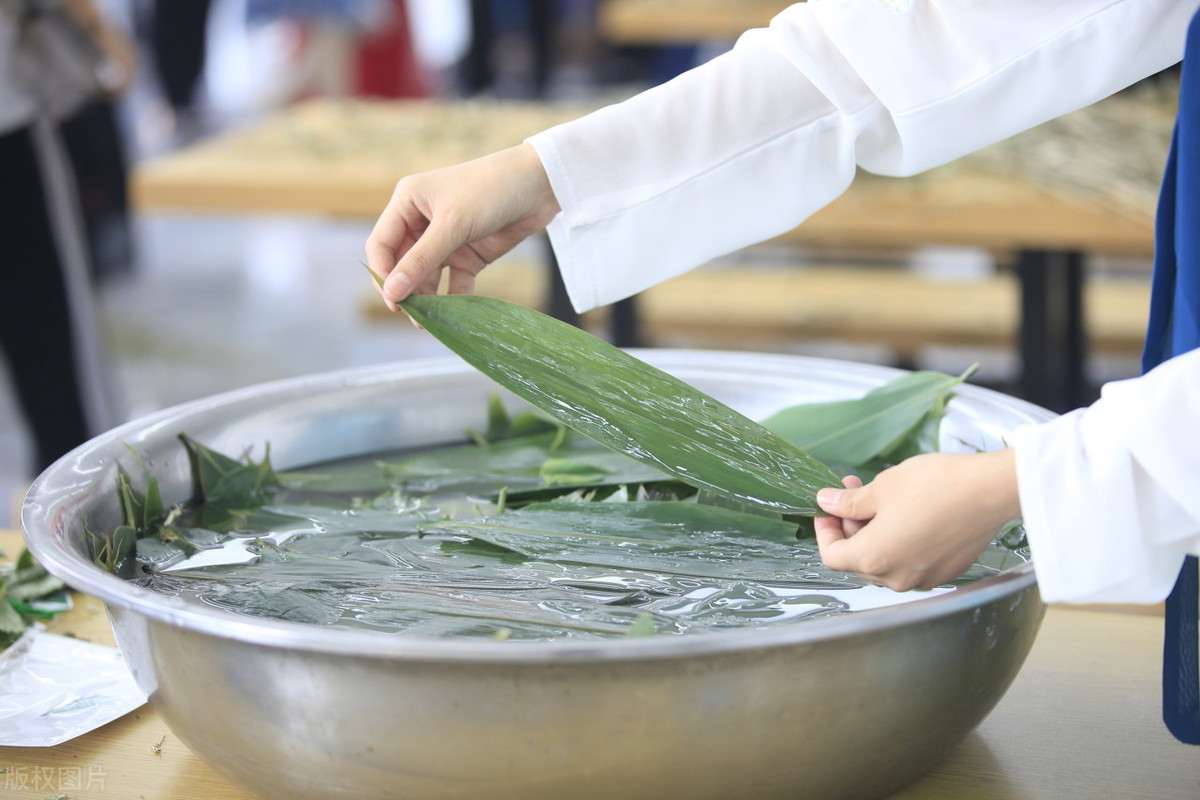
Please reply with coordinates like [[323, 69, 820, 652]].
[[512, 142, 560, 217], [977, 448, 1021, 524]]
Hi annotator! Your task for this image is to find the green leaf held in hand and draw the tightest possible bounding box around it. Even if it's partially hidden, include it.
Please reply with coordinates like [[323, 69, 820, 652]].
[[394, 292, 839, 514]]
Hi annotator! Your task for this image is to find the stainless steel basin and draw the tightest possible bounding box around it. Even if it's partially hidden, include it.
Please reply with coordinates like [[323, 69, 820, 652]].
[[21, 350, 1052, 800]]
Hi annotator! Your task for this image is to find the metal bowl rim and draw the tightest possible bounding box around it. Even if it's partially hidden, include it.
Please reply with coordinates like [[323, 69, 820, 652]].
[[22, 351, 1044, 664]]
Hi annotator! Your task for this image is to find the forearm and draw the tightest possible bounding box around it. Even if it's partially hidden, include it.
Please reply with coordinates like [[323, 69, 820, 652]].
[[528, 0, 1192, 313], [527, 31, 868, 312]]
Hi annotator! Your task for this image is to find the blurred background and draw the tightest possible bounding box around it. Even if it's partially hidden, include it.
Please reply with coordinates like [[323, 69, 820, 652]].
[[3, 0, 1174, 525]]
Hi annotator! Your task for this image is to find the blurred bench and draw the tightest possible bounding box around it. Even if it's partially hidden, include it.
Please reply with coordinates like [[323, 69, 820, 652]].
[[451, 257, 1150, 365], [598, 0, 793, 44]]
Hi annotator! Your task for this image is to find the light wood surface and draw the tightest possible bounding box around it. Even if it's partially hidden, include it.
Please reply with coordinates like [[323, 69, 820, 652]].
[[401, 258, 1150, 358], [797, 167, 1155, 257], [2, 531, 1197, 799], [598, 0, 793, 44], [132, 99, 583, 219], [131, 97, 1157, 258]]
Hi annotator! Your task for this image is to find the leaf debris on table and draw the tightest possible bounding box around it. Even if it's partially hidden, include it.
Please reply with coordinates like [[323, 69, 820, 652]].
[[1, 547, 69, 650]]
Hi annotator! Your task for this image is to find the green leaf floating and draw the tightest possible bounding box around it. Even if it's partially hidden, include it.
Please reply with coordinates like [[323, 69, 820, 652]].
[[761, 367, 975, 466], [398, 293, 840, 514]]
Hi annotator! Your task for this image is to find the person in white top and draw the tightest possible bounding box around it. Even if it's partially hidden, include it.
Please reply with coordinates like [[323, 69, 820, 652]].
[[365, 0, 1200, 607]]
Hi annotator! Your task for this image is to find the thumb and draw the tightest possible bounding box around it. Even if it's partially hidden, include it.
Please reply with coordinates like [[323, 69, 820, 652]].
[[816, 482, 875, 521], [383, 219, 459, 303]]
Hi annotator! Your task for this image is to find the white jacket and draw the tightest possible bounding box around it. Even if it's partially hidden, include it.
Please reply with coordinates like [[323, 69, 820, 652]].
[[526, 0, 1200, 604]]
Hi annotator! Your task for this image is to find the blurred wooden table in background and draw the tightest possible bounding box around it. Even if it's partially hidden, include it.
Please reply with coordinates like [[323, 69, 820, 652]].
[[131, 98, 1158, 255], [598, 0, 793, 43]]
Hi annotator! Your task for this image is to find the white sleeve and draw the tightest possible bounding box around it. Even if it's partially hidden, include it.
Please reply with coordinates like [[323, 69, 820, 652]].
[[1012, 350, 1200, 604], [526, 0, 1193, 313]]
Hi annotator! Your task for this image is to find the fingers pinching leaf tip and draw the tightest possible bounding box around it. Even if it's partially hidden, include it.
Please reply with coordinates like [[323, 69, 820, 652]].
[[816, 488, 843, 512], [383, 270, 414, 305], [361, 262, 399, 313]]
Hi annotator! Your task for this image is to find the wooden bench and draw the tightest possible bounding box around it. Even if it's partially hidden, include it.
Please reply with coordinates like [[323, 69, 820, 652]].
[[598, 0, 793, 44], [372, 256, 1150, 364]]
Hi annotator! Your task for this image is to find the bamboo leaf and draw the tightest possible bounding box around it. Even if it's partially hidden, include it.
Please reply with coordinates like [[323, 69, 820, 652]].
[[397, 294, 839, 514], [5, 572, 65, 603], [177, 438, 278, 506], [879, 386, 950, 464], [428, 501, 852, 584], [483, 392, 511, 442], [108, 525, 137, 574], [0, 599, 25, 649], [123, 444, 165, 526], [760, 367, 975, 466], [509, 410, 559, 439], [539, 457, 613, 486]]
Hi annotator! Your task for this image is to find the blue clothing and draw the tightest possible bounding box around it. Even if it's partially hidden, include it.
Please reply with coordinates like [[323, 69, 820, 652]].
[[245, 0, 384, 27], [1144, 9, 1200, 747]]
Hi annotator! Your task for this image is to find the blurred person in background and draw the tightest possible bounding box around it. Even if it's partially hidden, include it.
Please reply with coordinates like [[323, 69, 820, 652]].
[[243, 0, 402, 104], [144, 0, 212, 144], [460, 0, 557, 98], [0, 0, 132, 472]]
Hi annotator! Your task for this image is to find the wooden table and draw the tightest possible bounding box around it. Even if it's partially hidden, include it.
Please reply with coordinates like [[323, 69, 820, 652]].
[[131, 99, 1158, 254], [132, 95, 1165, 412], [598, 0, 793, 44], [2, 531, 1197, 799]]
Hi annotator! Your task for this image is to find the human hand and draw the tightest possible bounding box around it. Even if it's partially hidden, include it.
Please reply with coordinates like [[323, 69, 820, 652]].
[[813, 450, 1021, 591], [365, 143, 561, 312]]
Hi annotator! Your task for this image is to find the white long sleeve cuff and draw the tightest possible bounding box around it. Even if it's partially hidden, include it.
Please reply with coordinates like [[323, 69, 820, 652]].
[[527, 0, 1192, 312], [1013, 349, 1200, 604]]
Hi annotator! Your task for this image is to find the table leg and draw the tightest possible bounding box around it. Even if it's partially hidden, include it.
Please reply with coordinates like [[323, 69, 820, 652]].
[[1015, 248, 1090, 413], [543, 236, 641, 347], [544, 237, 580, 328], [609, 296, 641, 349]]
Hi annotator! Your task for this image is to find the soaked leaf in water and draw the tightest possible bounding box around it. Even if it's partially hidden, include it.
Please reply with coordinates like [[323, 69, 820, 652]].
[[285, 427, 672, 502], [136, 495, 872, 639], [120, 374, 1026, 641], [426, 501, 856, 585], [760, 368, 975, 467], [181, 434, 277, 502]]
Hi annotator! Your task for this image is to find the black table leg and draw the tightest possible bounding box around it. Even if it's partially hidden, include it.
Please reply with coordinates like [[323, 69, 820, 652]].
[[1014, 248, 1090, 413], [608, 296, 641, 349], [543, 236, 580, 328], [542, 235, 641, 347]]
